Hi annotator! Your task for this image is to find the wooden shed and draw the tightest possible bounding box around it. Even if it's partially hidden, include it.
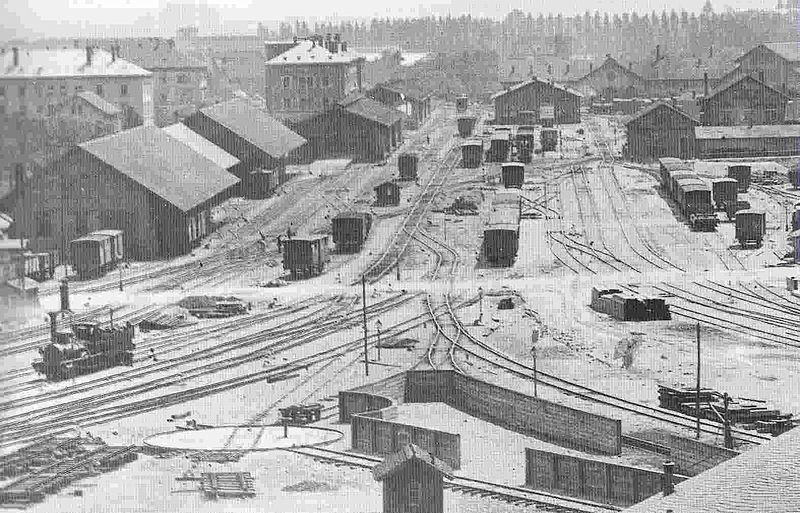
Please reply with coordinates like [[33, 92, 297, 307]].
[[375, 181, 401, 207], [372, 444, 453, 513]]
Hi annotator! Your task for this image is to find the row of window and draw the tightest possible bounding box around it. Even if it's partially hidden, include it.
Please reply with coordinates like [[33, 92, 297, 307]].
[[281, 75, 331, 90], [0, 82, 129, 100]]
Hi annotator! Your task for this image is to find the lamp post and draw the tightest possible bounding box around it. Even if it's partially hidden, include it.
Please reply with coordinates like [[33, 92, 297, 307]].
[[376, 319, 383, 362]]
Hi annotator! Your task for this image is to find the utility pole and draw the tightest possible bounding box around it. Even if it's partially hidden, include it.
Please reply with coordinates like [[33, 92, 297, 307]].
[[696, 322, 701, 439], [362, 276, 369, 376]]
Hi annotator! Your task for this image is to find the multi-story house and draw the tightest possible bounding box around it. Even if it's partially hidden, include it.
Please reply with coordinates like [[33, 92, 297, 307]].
[[264, 35, 365, 123]]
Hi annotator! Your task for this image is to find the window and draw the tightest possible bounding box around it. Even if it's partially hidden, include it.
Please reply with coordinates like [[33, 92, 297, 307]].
[[96, 84, 103, 97], [120, 83, 128, 96], [283, 97, 292, 109], [322, 76, 329, 88], [18, 85, 25, 98], [282, 76, 291, 89], [36, 211, 52, 238]]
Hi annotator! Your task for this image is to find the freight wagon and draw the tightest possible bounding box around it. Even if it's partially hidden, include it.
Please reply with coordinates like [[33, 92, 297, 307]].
[[488, 133, 510, 162], [501, 163, 525, 189], [735, 210, 766, 248], [332, 212, 373, 253], [483, 192, 521, 266], [282, 235, 331, 278], [540, 128, 558, 152], [728, 165, 751, 193], [455, 94, 468, 113], [32, 320, 136, 381], [461, 140, 483, 168], [456, 117, 477, 138], [711, 178, 739, 217], [398, 153, 418, 181]]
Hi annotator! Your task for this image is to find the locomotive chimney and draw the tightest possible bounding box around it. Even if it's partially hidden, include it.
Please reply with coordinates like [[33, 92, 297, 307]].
[[662, 461, 675, 496], [59, 279, 70, 312], [12, 47, 19, 67], [48, 312, 59, 343], [703, 72, 709, 97]]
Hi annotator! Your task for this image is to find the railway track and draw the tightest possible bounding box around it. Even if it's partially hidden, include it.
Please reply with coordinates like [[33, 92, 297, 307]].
[[284, 446, 619, 513], [438, 297, 769, 445]]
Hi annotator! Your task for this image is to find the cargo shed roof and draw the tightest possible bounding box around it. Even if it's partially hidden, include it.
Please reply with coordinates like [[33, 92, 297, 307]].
[[625, 422, 800, 513], [79, 125, 239, 212], [695, 125, 800, 140], [198, 99, 307, 158]]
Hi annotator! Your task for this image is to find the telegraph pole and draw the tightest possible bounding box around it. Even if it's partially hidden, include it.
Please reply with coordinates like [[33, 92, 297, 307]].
[[362, 276, 369, 376], [695, 322, 701, 439]]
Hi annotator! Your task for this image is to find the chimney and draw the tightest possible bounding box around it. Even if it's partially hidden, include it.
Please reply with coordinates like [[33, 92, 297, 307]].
[[48, 312, 59, 343], [704, 72, 709, 96], [656, 44, 661, 61], [12, 47, 19, 67], [662, 461, 675, 496], [85, 46, 93, 66], [59, 279, 70, 312]]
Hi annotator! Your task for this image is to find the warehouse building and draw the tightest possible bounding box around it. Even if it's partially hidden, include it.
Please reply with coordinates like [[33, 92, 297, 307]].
[[624, 101, 699, 161], [699, 74, 790, 126], [182, 98, 307, 195], [10, 125, 238, 261], [695, 125, 800, 158], [492, 77, 581, 125]]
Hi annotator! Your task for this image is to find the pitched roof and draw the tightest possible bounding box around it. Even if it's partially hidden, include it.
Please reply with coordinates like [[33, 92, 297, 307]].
[[199, 99, 307, 158], [78, 125, 239, 212], [76, 91, 121, 116], [162, 123, 239, 169], [695, 124, 800, 140], [625, 425, 800, 513], [372, 444, 454, 481], [702, 73, 790, 102], [265, 39, 361, 66], [1, 49, 151, 78], [492, 77, 582, 100], [624, 101, 700, 127], [339, 93, 404, 127]]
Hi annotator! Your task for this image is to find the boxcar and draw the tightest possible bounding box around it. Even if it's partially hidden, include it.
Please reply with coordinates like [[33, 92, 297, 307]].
[[398, 153, 418, 181], [457, 117, 477, 138], [282, 235, 331, 278], [728, 165, 751, 192], [711, 178, 739, 215], [461, 140, 483, 168], [735, 210, 766, 248], [540, 129, 558, 152], [332, 212, 373, 253], [483, 192, 520, 266], [70, 234, 114, 280], [489, 133, 511, 162], [93, 229, 124, 265], [455, 94, 468, 113], [501, 163, 525, 189]]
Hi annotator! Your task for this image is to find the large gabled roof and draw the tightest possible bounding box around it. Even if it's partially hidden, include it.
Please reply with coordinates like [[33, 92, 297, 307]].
[[372, 444, 454, 481], [78, 125, 238, 212], [624, 101, 700, 127], [198, 99, 307, 158]]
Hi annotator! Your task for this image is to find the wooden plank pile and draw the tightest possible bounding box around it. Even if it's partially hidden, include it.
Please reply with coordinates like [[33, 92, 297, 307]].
[[200, 472, 256, 499]]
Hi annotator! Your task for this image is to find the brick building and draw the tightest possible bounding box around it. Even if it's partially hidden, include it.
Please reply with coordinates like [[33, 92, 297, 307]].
[[182, 99, 307, 195], [624, 101, 699, 161], [264, 35, 365, 124], [699, 74, 790, 126], [492, 78, 581, 125], [0, 47, 153, 125], [10, 125, 238, 261]]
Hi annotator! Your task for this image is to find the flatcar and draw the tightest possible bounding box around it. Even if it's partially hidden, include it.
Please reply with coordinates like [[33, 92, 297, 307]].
[[282, 235, 331, 278], [711, 178, 739, 217], [455, 94, 468, 113], [501, 162, 525, 189], [398, 153, 418, 181], [70, 233, 114, 280], [728, 165, 751, 192], [461, 140, 483, 168], [456, 117, 477, 138], [488, 133, 510, 162], [332, 212, 373, 253], [32, 320, 136, 381], [540, 129, 558, 152], [483, 191, 521, 267], [675, 177, 717, 231], [735, 210, 766, 248]]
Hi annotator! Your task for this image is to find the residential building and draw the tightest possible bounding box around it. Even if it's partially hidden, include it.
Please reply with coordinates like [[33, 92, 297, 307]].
[[728, 42, 800, 97], [264, 35, 365, 124], [10, 125, 238, 261], [699, 74, 790, 125], [492, 78, 581, 125], [695, 125, 800, 158], [624, 101, 699, 161], [182, 98, 307, 196], [0, 47, 153, 125]]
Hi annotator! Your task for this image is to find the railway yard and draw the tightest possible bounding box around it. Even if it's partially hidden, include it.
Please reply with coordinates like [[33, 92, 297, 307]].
[[3, 100, 800, 512]]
